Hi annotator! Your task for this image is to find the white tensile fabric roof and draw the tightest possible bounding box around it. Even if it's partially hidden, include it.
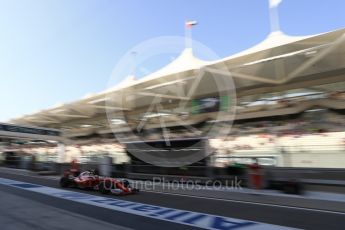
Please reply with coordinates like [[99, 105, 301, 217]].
[[141, 48, 212, 81], [9, 28, 345, 134], [98, 28, 345, 98], [221, 30, 314, 61], [102, 48, 212, 94]]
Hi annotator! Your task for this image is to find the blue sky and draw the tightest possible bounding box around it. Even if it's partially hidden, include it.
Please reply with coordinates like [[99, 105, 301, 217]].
[[0, 0, 344, 122]]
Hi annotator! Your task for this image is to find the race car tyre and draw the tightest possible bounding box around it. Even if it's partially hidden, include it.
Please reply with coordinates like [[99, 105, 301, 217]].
[[122, 180, 130, 188], [283, 181, 303, 195], [60, 177, 70, 188], [72, 171, 80, 177], [69, 180, 77, 188], [99, 181, 111, 194]]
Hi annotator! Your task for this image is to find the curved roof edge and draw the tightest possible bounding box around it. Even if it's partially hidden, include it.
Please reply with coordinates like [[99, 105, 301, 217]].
[[139, 48, 212, 81], [217, 28, 345, 63]]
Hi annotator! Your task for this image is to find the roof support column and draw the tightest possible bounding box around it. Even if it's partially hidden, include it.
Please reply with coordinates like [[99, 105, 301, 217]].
[[57, 142, 65, 163]]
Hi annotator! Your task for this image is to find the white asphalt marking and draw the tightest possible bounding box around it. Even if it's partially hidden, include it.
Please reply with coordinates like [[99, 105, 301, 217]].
[[0, 177, 295, 230], [124, 179, 345, 203], [143, 190, 345, 216], [1, 167, 345, 213]]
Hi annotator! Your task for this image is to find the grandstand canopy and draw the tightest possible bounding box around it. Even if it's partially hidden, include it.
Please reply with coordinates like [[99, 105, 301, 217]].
[[9, 28, 345, 138]]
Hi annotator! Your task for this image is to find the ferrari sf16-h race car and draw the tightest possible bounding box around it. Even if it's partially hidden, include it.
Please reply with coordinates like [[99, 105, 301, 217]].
[[60, 169, 139, 195]]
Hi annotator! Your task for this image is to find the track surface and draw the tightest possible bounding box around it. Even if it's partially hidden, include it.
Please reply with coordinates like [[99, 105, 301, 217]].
[[0, 171, 345, 229]]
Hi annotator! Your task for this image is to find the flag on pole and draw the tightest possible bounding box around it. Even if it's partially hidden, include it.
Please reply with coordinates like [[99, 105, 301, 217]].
[[269, 0, 282, 8], [185, 20, 198, 29]]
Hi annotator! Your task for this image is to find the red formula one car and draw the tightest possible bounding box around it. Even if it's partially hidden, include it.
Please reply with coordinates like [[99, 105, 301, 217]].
[[59, 169, 139, 195]]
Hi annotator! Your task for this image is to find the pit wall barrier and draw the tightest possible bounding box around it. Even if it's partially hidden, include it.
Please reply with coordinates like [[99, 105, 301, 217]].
[[1, 157, 345, 193]]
